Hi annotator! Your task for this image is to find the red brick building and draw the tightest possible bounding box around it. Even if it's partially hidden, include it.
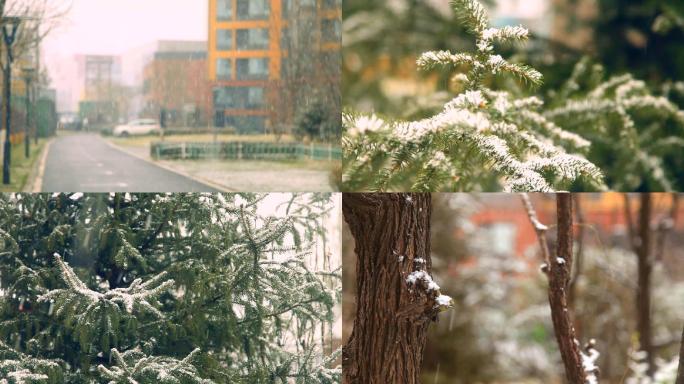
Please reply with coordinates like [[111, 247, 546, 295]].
[[142, 42, 212, 127]]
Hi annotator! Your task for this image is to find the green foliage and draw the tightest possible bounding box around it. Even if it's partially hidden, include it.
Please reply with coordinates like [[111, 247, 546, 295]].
[[97, 348, 213, 384], [295, 101, 341, 142], [546, 57, 684, 191], [0, 341, 63, 383], [0, 193, 340, 383], [592, 0, 684, 85], [342, 0, 603, 192]]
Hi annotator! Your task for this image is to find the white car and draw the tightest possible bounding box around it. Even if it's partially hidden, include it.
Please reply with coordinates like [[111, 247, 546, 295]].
[[113, 119, 161, 137]]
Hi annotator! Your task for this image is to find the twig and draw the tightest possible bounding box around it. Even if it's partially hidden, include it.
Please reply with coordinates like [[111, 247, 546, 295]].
[[520, 193, 550, 267]]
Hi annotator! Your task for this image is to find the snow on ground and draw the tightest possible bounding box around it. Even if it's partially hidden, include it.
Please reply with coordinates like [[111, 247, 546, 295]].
[[115, 142, 335, 192]]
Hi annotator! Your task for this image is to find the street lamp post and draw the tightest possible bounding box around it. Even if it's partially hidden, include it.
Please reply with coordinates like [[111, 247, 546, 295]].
[[2, 17, 21, 185], [22, 67, 35, 159]]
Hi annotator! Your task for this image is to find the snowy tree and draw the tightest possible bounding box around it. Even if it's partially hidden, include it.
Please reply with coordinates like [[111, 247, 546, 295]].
[[342, 193, 452, 383], [0, 193, 340, 383], [342, 0, 604, 192], [546, 59, 684, 191]]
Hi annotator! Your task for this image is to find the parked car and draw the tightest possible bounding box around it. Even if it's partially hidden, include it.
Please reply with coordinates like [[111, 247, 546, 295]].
[[112, 119, 161, 137]]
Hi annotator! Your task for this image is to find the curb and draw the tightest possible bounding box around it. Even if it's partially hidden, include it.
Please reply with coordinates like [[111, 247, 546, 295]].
[[101, 138, 234, 192], [26, 138, 53, 193]]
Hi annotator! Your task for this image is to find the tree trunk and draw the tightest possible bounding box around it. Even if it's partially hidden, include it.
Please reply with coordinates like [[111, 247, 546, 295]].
[[549, 194, 586, 383], [343, 193, 435, 384], [636, 193, 654, 376], [568, 194, 585, 321], [677, 324, 684, 384]]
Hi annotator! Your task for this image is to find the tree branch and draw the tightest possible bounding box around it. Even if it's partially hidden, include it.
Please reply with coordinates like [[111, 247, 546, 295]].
[[522, 193, 589, 383], [520, 193, 551, 268]]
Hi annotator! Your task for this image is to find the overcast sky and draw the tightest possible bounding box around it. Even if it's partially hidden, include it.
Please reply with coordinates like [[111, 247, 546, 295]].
[[42, 0, 208, 60]]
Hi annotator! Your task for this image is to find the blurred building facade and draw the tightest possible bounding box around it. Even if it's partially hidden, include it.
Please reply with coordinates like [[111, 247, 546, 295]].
[[469, 193, 684, 265], [74, 54, 123, 125], [142, 41, 211, 127], [207, 0, 341, 134]]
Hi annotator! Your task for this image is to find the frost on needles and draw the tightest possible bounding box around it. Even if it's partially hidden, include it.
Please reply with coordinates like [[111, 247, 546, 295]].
[[343, 0, 604, 192], [0, 193, 341, 384], [546, 58, 684, 191], [38, 253, 174, 352]]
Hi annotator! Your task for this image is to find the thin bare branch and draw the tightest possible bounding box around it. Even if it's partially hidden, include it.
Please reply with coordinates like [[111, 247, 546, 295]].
[[520, 193, 550, 268]]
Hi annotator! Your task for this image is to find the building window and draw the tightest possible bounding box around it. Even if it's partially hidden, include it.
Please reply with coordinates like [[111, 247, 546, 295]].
[[281, 0, 315, 15], [321, 19, 341, 43], [236, 29, 269, 50], [280, 57, 288, 78], [216, 58, 232, 80], [280, 27, 289, 48], [217, 0, 232, 21], [225, 116, 267, 134], [216, 29, 233, 50], [320, 51, 341, 74], [236, 0, 269, 20], [322, 0, 340, 9], [247, 87, 264, 108], [236, 58, 269, 80], [214, 86, 265, 110]]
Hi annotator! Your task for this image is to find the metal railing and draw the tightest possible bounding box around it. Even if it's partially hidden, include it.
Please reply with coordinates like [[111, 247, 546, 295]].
[[150, 141, 341, 161]]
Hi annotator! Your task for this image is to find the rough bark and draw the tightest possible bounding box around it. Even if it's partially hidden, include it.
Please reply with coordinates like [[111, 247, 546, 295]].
[[636, 193, 654, 376], [549, 194, 586, 384], [677, 324, 684, 384], [342, 193, 436, 384]]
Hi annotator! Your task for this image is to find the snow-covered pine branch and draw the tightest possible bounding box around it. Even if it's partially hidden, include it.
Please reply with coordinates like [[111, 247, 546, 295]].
[[546, 57, 684, 191], [37, 253, 174, 351], [342, 0, 602, 192], [0, 193, 340, 383], [0, 341, 63, 383], [97, 347, 213, 384]]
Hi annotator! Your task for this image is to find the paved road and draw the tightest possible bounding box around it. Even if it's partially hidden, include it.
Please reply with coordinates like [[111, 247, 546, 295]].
[[42, 134, 221, 192]]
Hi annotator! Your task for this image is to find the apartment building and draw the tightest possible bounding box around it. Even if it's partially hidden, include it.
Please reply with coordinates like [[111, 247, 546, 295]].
[[207, 0, 341, 134]]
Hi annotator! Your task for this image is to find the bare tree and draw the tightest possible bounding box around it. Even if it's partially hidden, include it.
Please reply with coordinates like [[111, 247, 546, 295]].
[[1, 0, 71, 65], [521, 193, 596, 383], [622, 194, 680, 377], [277, 1, 340, 140], [343, 193, 451, 383]]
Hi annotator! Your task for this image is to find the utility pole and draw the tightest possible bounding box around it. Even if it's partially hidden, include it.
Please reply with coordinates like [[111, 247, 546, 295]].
[[2, 17, 21, 185]]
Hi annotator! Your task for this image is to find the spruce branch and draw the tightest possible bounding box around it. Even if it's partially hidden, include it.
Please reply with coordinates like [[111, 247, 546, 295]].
[[97, 347, 213, 384], [343, 0, 602, 192], [0, 341, 63, 383], [546, 59, 684, 191], [37, 253, 174, 352], [451, 0, 488, 34]]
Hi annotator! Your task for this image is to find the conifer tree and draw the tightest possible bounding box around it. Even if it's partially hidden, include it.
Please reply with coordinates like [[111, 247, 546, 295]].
[[0, 193, 340, 383], [342, 0, 604, 192], [546, 58, 684, 191]]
